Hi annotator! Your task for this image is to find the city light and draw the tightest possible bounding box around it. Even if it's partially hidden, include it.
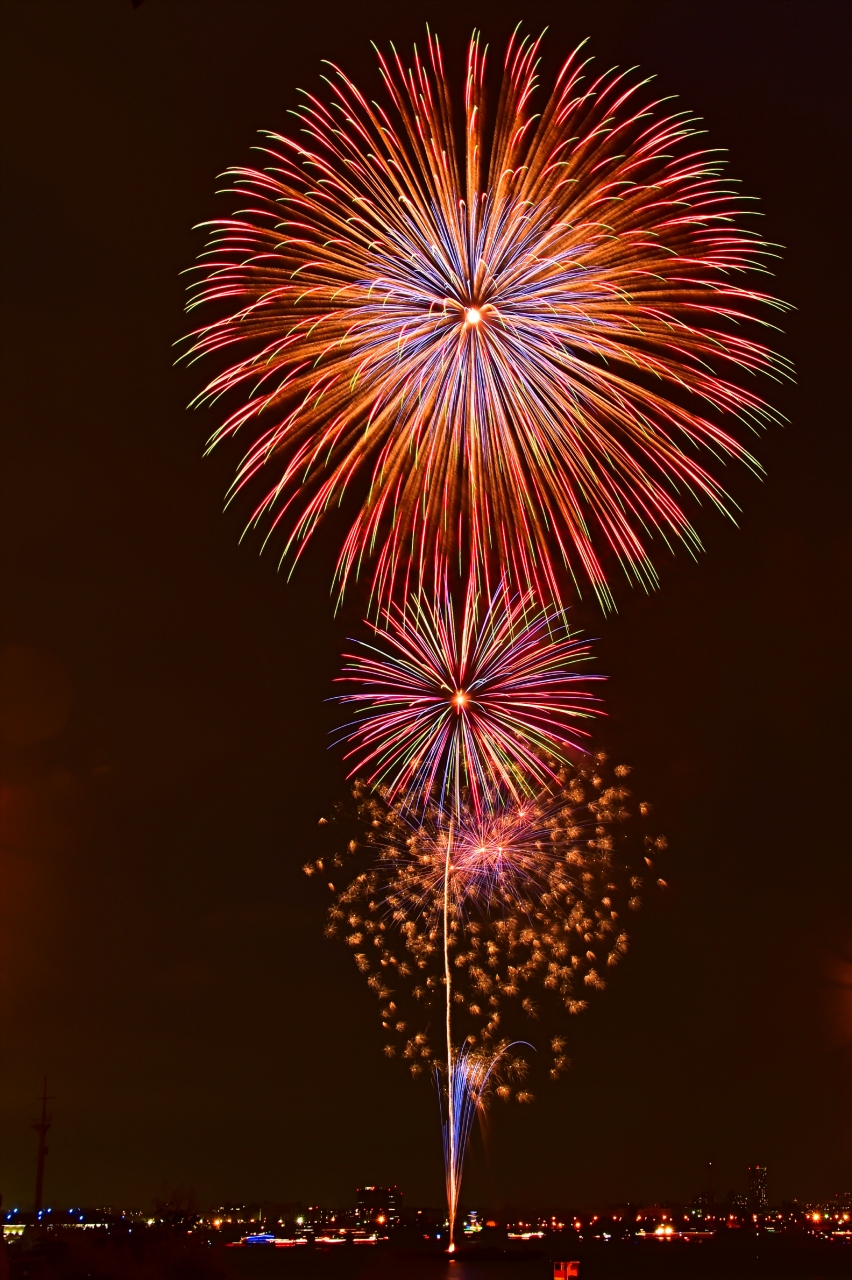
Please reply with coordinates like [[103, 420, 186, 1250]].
[[5, 1185, 851, 1256]]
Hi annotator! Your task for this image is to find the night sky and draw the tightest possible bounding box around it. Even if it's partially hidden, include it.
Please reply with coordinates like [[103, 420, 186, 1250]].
[[1, 0, 849, 1214]]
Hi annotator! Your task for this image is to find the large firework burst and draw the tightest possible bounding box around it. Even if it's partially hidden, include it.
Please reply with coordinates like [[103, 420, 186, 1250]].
[[336, 580, 602, 812], [186, 29, 789, 609]]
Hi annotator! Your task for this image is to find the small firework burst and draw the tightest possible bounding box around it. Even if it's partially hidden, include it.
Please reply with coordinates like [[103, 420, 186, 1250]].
[[310, 754, 666, 1081], [336, 579, 602, 812]]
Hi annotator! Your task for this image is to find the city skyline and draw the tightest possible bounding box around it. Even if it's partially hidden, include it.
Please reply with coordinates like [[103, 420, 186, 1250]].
[[3, 1092, 844, 1216]]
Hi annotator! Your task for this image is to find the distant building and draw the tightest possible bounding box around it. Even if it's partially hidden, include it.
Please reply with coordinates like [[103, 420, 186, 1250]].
[[748, 1165, 768, 1211], [400, 1205, 441, 1228], [356, 1186, 401, 1228], [686, 1186, 716, 1223], [305, 1204, 344, 1227]]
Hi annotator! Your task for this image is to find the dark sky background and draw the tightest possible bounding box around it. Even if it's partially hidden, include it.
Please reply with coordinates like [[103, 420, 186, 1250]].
[[1, 0, 850, 1215]]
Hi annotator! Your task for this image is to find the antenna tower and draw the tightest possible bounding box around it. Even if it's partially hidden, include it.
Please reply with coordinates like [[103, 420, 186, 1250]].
[[31, 1078, 52, 1218]]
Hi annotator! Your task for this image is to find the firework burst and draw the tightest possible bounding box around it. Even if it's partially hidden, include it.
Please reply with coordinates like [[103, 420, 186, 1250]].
[[336, 580, 602, 813], [311, 755, 665, 1081], [186, 29, 789, 609], [423, 798, 566, 915]]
